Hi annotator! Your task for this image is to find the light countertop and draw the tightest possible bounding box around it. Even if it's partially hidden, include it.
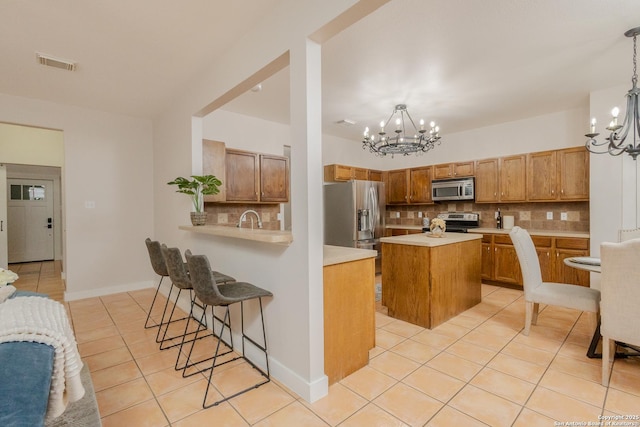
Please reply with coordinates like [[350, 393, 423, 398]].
[[380, 232, 482, 247], [469, 227, 590, 239], [179, 225, 293, 245], [323, 245, 377, 267]]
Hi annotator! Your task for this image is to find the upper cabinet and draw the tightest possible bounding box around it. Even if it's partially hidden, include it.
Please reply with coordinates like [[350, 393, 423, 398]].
[[474, 155, 526, 203], [260, 154, 290, 202], [433, 161, 475, 180], [499, 155, 526, 202], [323, 164, 380, 182], [222, 148, 289, 203], [474, 158, 500, 203], [557, 147, 589, 200], [386, 166, 433, 205], [527, 147, 589, 202], [202, 139, 227, 202], [225, 149, 260, 202]]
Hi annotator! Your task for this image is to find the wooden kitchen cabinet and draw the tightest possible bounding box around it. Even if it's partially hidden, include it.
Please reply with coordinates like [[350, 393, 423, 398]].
[[500, 155, 526, 202], [226, 149, 260, 202], [386, 169, 409, 204], [475, 155, 526, 203], [527, 150, 557, 201], [555, 237, 590, 287], [202, 139, 227, 202], [323, 164, 371, 182], [225, 148, 289, 203], [480, 235, 493, 281], [433, 161, 475, 179], [527, 147, 589, 201], [480, 232, 589, 288], [260, 154, 289, 202], [409, 167, 433, 203], [475, 158, 500, 202], [492, 235, 522, 286], [386, 167, 433, 204], [368, 170, 383, 182], [557, 147, 589, 200]]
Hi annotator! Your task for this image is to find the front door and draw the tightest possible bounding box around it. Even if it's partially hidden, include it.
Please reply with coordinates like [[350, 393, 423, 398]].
[[7, 179, 54, 263]]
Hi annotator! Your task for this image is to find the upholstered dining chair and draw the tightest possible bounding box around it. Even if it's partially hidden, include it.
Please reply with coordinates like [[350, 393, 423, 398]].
[[618, 227, 640, 242], [186, 252, 273, 408], [509, 226, 601, 335], [599, 238, 640, 386]]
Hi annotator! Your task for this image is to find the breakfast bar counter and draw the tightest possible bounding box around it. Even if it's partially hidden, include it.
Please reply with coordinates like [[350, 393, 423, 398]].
[[381, 232, 482, 329]]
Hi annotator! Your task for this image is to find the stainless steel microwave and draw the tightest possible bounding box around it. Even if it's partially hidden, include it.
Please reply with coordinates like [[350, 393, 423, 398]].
[[431, 177, 475, 201]]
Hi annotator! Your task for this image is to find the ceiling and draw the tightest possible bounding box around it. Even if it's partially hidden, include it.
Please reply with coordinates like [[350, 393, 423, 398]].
[[2, 0, 640, 143]]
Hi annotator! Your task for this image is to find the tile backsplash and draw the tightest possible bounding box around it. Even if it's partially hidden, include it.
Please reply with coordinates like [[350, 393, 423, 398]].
[[203, 203, 281, 230], [385, 201, 589, 232]]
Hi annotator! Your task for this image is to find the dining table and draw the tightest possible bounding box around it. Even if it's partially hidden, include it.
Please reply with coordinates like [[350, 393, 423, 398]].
[[564, 256, 639, 359]]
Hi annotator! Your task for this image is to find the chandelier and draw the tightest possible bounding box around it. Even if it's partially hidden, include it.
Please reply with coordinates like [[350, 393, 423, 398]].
[[362, 104, 441, 157], [586, 26, 640, 160]]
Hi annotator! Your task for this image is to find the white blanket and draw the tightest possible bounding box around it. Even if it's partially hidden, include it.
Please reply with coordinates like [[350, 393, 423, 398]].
[[0, 296, 85, 421]]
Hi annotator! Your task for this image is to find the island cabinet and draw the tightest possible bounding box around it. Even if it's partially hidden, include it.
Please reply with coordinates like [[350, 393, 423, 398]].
[[433, 161, 475, 179], [478, 231, 590, 287], [527, 147, 589, 201], [386, 166, 433, 204], [225, 148, 289, 203], [381, 233, 482, 329], [323, 246, 376, 385]]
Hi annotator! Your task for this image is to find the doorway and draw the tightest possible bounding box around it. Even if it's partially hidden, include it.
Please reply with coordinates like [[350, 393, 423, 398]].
[[7, 178, 55, 263]]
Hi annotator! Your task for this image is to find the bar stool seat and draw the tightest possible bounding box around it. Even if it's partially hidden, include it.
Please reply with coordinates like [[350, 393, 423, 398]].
[[156, 245, 236, 351], [186, 252, 272, 408], [144, 238, 181, 331]]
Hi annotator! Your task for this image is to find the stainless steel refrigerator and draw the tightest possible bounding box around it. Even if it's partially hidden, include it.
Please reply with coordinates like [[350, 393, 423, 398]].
[[324, 180, 386, 274]]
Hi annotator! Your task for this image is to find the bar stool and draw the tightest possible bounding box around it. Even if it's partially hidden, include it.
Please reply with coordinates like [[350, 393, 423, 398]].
[[186, 252, 272, 408], [161, 245, 231, 374], [144, 238, 181, 331], [156, 244, 236, 350]]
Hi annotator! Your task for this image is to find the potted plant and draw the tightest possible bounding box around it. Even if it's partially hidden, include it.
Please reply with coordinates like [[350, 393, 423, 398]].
[[167, 175, 222, 226]]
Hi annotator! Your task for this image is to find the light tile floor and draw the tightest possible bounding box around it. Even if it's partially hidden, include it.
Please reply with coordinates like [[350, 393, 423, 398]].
[[9, 262, 640, 426]]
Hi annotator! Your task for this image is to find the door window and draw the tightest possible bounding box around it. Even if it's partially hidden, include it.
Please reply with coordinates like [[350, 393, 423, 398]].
[[10, 185, 45, 201]]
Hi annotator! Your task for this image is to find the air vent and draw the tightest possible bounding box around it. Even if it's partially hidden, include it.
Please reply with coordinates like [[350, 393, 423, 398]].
[[36, 52, 76, 71]]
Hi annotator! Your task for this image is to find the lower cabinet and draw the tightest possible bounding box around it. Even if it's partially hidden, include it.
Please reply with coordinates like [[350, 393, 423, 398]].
[[480, 233, 590, 287]]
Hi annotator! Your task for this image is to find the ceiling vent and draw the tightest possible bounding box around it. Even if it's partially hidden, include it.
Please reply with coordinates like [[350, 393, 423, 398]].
[[36, 52, 76, 71]]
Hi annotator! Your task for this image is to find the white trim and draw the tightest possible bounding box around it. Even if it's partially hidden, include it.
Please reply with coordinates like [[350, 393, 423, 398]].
[[64, 280, 155, 301]]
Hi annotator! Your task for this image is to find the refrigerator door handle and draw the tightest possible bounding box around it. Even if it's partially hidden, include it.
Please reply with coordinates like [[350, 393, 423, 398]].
[[369, 186, 378, 238]]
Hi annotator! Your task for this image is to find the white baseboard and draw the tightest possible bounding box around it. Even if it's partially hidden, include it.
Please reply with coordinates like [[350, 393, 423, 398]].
[[268, 357, 328, 403], [64, 280, 155, 301]]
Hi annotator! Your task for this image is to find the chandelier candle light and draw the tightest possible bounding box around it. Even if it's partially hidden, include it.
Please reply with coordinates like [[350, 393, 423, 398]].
[[586, 26, 640, 160], [363, 104, 441, 157]]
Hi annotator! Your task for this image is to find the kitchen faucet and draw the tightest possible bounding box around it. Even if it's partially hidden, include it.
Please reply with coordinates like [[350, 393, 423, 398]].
[[237, 209, 263, 229]]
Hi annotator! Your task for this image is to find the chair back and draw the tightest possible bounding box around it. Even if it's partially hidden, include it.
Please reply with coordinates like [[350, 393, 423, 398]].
[[145, 238, 168, 276], [509, 226, 543, 297], [600, 238, 640, 345], [618, 228, 640, 242], [161, 245, 192, 290], [186, 253, 233, 307]]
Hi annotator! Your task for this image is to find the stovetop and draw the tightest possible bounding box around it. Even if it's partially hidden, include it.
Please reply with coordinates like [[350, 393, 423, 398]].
[[436, 212, 480, 233]]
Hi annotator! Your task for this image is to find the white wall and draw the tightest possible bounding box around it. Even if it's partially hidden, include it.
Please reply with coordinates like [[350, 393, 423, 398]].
[[0, 93, 155, 299], [150, 0, 373, 403], [203, 109, 290, 156], [323, 107, 589, 170]]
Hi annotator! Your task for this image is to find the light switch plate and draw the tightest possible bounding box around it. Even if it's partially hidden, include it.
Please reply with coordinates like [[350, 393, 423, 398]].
[[85, 201, 95, 209], [546, 212, 553, 220]]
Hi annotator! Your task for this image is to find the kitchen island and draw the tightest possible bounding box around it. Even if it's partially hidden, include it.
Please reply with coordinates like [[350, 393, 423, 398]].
[[381, 232, 482, 329], [323, 245, 376, 384]]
